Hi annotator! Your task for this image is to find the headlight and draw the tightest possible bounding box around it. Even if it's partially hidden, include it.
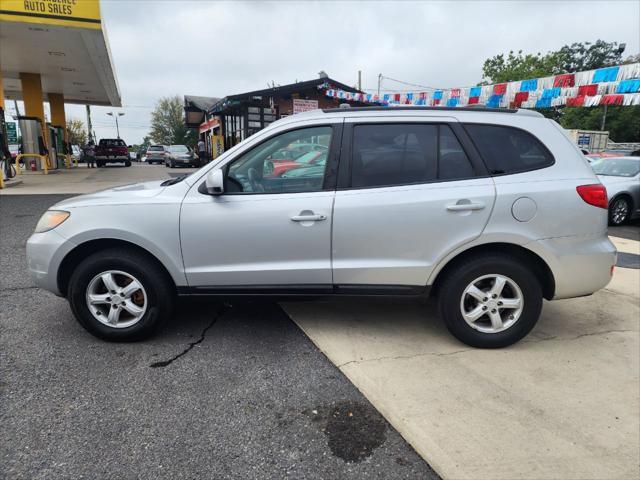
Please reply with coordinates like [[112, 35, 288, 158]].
[[34, 210, 70, 233]]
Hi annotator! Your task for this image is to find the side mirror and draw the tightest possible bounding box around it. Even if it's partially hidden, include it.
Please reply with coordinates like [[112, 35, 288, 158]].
[[204, 169, 224, 195]]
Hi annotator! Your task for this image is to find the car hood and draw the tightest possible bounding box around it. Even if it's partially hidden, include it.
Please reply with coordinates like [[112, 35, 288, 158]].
[[52, 181, 167, 209]]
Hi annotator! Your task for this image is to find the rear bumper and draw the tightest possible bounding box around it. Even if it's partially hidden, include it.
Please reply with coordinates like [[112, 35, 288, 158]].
[[96, 156, 128, 161], [527, 233, 617, 300]]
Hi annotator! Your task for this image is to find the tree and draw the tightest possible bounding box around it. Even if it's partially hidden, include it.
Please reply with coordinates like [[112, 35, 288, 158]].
[[481, 40, 625, 84], [480, 40, 638, 141], [554, 40, 625, 72], [66, 118, 87, 146], [149, 95, 196, 147], [481, 50, 558, 84]]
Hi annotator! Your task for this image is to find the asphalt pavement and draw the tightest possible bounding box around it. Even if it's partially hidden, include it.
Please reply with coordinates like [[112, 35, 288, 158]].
[[0, 195, 438, 480]]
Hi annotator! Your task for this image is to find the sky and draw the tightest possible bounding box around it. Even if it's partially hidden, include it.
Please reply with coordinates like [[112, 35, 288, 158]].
[[7, 0, 640, 143]]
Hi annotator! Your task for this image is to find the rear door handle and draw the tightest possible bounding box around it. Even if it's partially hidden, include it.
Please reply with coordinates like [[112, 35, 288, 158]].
[[291, 214, 327, 222], [447, 202, 485, 211]]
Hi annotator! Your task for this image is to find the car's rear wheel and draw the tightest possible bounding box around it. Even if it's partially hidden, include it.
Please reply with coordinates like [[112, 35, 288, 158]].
[[68, 248, 174, 341], [125, 160, 131, 167], [437, 254, 542, 348], [609, 196, 631, 226]]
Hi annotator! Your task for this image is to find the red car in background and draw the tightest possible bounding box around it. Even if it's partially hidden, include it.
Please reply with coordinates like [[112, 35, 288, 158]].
[[264, 144, 328, 177]]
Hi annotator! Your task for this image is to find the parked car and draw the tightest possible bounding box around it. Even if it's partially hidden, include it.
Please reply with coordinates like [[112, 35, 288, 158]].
[[95, 138, 131, 167], [589, 156, 640, 225], [166, 145, 199, 168], [265, 149, 327, 177], [26, 106, 616, 348], [71, 145, 81, 163], [145, 145, 169, 164]]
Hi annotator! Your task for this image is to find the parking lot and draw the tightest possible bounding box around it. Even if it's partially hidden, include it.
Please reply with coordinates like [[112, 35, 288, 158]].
[[1, 166, 638, 479], [0, 193, 438, 479]]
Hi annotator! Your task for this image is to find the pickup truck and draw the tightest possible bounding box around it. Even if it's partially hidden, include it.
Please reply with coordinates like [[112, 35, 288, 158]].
[[95, 138, 131, 167]]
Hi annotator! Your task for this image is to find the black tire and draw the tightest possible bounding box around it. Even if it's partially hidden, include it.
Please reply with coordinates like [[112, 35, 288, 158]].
[[169, 161, 175, 168], [608, 196, 631, 226], [437, 254, 543, 348], [125, 160, 131, 167], [68, 248, 174, 342]]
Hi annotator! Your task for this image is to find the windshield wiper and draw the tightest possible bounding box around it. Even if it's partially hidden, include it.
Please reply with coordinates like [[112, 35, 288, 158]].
[[161, 174, 188, 186]]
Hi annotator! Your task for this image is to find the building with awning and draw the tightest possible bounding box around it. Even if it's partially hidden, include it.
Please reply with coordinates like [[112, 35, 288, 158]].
[[185, 74, 370, 154], [0, 0, 120, 175]]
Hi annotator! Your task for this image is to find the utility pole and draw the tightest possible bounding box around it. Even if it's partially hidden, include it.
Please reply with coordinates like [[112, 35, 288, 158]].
[[85, 105, 93, 143], [600, 104, 608, 131], [358, 70, 362, 91], [107, 112, 125, 138], [377, 73, 382, 97]]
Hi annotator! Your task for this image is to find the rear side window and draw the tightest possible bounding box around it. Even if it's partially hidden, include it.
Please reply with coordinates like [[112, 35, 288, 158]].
[[350, 124, 475, 188], [464, 124, 554, 175]]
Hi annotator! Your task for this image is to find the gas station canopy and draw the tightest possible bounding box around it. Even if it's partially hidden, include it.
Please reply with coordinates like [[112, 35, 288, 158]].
[[0, 0, 121, 106]]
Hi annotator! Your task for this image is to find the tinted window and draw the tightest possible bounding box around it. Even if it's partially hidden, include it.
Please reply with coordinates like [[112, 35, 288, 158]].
[[147, 146, 164, 151], [464, 124, 553, 174], [226, 126, 332, 194], [350, 124, 474, 188], [99, 139, 126, 147]]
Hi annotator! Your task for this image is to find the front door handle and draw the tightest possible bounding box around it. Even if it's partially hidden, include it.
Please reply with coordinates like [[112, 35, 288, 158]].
[[446, 201, 485, 212], [291, 214, 327, 222]]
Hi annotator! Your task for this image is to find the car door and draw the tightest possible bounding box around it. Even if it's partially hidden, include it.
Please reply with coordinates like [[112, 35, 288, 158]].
[[331, 116, 495, 289], [180, 122, 342, 290]]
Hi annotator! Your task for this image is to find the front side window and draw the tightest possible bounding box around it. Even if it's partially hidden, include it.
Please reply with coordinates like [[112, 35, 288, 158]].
[[350, 123, 475, 188], [464, 124, 554, 175], [226, 126, 332, 194]]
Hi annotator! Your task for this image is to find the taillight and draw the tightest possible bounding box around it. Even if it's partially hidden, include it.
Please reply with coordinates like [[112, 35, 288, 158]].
[[576, 184, 608, 209]]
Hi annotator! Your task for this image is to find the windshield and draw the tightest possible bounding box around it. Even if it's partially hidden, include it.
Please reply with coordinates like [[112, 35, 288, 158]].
[[170, 145, 189, 153], [591, 157, 640, 177], [148, 146, 164, 151]]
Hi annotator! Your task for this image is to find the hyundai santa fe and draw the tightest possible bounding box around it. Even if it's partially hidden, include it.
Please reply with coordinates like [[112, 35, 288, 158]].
[[26, 106, 617, 348]]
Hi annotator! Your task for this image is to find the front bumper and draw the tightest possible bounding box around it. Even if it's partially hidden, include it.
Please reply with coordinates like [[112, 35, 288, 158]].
[[527, 233, 617, 300], [26, 229, 76, 296]]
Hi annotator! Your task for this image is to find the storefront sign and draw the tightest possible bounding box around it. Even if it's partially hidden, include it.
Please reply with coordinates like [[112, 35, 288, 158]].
[[0, 0, 102, 29], [199, 117, 220, 134], [6, 122, 17, 143], [292, 99, 319, 114]]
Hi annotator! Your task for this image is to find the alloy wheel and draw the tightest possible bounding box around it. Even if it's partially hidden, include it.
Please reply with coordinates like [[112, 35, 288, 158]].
[[611, 199, 629, 225], [460, 274, 524, 334], [85, 270, 147, 328]]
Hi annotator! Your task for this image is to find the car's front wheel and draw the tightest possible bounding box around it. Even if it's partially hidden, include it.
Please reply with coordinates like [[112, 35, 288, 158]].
[[609, 196, 631, 226], [438, 254, 543, 348], [68, 248, 174, 341]]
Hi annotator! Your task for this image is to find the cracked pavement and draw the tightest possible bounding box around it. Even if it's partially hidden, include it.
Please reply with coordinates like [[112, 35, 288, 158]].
[[0, 195, 438, 480]]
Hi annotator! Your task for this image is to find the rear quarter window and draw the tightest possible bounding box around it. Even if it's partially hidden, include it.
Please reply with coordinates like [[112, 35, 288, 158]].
[[464, 124, 554, 175]]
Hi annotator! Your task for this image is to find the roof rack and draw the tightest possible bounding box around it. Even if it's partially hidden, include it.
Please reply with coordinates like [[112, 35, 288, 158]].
[[322, 106, 520, 114]]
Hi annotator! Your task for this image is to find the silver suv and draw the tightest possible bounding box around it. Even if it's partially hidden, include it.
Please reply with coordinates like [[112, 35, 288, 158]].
[[27, 107, 616, 348]]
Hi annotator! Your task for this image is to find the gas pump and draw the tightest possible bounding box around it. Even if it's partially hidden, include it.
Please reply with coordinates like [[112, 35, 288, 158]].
[[17, 116, 48, 172], [48, 124, 67, 169], [0, 107, 15, 184]]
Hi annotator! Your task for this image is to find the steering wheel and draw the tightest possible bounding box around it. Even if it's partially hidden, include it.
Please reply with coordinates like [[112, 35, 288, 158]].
[[247, 167, 264, 193]]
